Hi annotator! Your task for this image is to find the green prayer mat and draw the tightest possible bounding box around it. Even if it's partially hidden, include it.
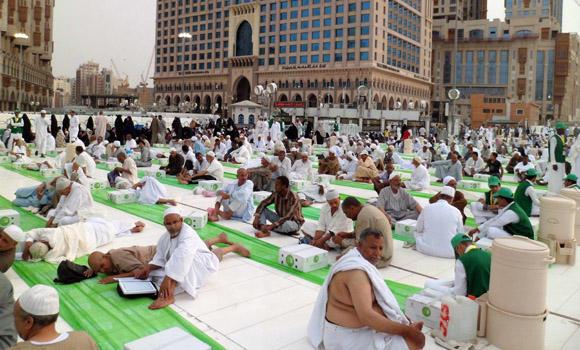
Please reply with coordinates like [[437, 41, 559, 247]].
[[0, 195, 224, 350], [95, 163, 195, 191]]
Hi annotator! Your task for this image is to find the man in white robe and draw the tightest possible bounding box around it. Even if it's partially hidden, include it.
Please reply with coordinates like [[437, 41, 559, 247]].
[[133, 208, 219, 310], [230, 141, 251, 164], [34, 110, 49, 157], [72, 146, 96, 178], [47, 178, 94, 227], [289, 152, 313, 180], [270, 119, 281, 142], [415, 186, 464, 259], [21, 218, 144, 262], [307, 228, 425, 350], [210, 168, 255, 222], [131, 176, 177, 206], [94, 111, 108, 139], [69, 111, 80, 141], [270, 149, 292, 180], [404, 157, 430, 191]]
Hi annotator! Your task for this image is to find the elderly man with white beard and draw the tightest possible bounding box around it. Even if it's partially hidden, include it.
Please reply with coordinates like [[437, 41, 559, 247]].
[[289, 152, 314, 181], [46, 178, 93, 228]]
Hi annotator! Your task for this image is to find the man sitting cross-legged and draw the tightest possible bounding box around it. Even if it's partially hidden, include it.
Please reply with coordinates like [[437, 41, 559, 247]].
[[253, 176, 305, 238], [133, 207, 250, 310], [88, 233, 250, 284], [307, 228, 425, 350], [209, 168, 254, 223]]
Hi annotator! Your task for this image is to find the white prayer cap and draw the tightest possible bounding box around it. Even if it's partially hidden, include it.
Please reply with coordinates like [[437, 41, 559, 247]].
[[55, 177, 71, 192], [206, 151, 216, 157], [202, 135, 208, 140], [40, 110, 47, 114], [29, 242, 49, 262], [163, 207, 182, 218], [325, 189, 340, 201], [346, 151, 355, 158], [443, 176, 455, 185], [113, 141, 121, 147], [170, 147, 177, 153], [298, 137, 304, 142], [226, 135, 231, 139], [290, 147, 298, 152], [18, 285, 59, 316], [370, 144, 377, 149], [103, 141, 109, 146], [191, 136, 198, 141], [413, 156, 423, 163], [360, 150, 369, 155], [389, 172, 400, 180], [441, 186, 456, 198], [2, 225, 25, 242]]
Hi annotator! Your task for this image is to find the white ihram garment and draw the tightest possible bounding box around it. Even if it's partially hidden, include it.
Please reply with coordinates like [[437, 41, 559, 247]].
[[307, 248, 409, 350], [136, 176, 168, 205], [149, 224, 219, 298]]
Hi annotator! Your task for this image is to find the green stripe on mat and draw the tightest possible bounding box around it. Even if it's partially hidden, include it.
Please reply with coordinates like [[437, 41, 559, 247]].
[[2, 163, 423, 308], [0, 195, 224, 350]]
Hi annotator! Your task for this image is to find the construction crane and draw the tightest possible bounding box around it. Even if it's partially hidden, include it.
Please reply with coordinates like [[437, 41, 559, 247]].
[[140, 48, 155, 88], [110, 59, 129, 88]]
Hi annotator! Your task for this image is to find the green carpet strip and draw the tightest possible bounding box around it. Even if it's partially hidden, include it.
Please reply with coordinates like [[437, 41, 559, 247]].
[[0, 195, 224, 350]]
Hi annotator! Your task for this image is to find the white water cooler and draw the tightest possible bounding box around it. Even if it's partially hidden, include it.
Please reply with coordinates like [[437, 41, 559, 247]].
[[559, 188, 580, 245], [482, 236, 553, 350], [539, 195, 576, 265]]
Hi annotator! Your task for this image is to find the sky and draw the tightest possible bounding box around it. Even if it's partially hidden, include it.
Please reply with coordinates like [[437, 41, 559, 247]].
[[52, 0, 580, 87]]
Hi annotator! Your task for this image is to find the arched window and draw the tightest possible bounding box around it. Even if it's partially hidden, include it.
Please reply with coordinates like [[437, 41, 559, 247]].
[[238, 114, 245, 125], [235, 21, 253, 56], [248, 114, 255, 125]]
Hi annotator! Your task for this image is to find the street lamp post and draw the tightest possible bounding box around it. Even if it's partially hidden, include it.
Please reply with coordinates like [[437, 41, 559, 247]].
[[178, 32, 192, 110], [14, 33, 29, 110]]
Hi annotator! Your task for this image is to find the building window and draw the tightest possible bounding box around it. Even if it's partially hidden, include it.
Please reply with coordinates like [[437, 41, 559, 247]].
[[300, 55, 308, 63], [499, 50, 509, 84], [465, 51, 474, 84], [488, 51, 497, 84], [455, 52, 463, 84], [476, 51, 485, 84]]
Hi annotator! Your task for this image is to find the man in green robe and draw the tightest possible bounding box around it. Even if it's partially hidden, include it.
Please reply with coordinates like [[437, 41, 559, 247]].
[[547, 121, 567, 194]]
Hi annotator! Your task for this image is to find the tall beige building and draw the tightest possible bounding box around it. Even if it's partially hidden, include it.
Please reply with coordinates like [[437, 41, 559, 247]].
[[431, 0, 579, 126], [154, 0, 433, 121], [0, 0, 55, 111], [53, 76, 72, 108]]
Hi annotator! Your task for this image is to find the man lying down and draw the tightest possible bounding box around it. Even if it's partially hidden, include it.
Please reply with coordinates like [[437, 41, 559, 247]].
[[89, 207, 251, 310], [20, 218, 145, 262]]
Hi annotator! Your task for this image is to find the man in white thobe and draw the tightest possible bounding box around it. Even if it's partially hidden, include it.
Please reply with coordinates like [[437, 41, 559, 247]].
[[34, 110, 49, 157], [130, 176, 177, 206], [133, 207, 220, 310], [21, 218, 143, 262], [415, 186, 464, 259], [72, 146, 96, 178], [47, 178, 94, 227], [210, 168, 255, 222], [305, 190, 353, 251], [289, 152, 314, 180], [230, 141, 251, 164], [270, 119, 281, 142], [464, 152, 485, 177], [94, 112, 108, 139], [270, 149, 291, 180], [69, 111, 80, 141], [404, 157, 430, 191]]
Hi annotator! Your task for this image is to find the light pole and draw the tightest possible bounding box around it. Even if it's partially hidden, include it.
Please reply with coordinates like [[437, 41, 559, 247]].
[[14, 32, 29, 110], [254, 83, 277, 119], [178, 32, 192, 108]]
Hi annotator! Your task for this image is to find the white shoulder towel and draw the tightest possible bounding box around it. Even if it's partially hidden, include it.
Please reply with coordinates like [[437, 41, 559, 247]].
[[307, 248, 409, 349]]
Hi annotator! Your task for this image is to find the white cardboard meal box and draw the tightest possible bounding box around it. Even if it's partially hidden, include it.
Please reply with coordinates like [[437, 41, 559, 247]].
[[291, 179, 308, 191], [405, 292, 442, 330], [395, 219, 417, 241], [198, 180, 222, 192], [12, 161, 30, 169], [107, 190, 137, 204], [153, 143, 167, 148], [40, 168, 62, 178], [89, 179, 109, 191], [0, 209, 20, 228], [458, 180, 482, 190], [253, 191, 271, 206], [279, 244, 329, 273], [124, 327, 211, 350], [183, 211, 208, 229], [106, 161, 122, 170], [473, 174, 490, 181], [314, 174, 335, 186], [145, 169, 166, 179]]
